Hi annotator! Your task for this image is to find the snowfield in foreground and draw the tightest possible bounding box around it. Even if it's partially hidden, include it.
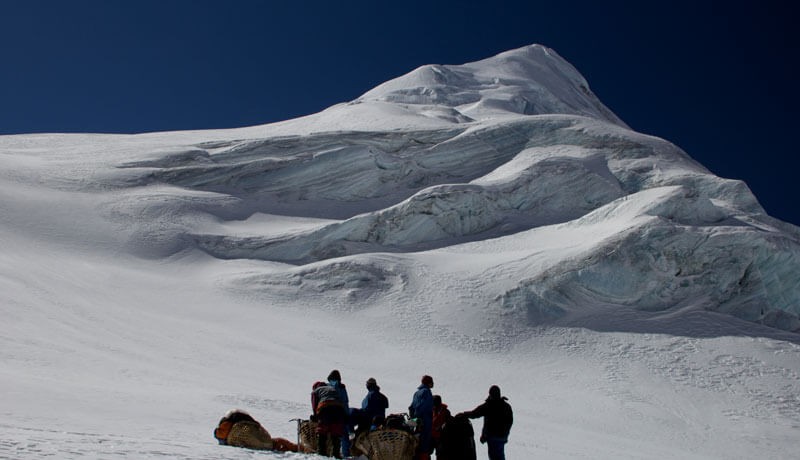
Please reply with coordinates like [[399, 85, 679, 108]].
[[2, 44, 799, 459]]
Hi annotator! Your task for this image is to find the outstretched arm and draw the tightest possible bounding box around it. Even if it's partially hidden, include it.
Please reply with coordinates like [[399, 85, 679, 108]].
[[460, 402, 486, 419]]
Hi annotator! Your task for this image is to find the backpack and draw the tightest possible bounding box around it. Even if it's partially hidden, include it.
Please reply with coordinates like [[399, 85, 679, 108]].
[[214, 410, 257, 444], [313, 382, 344, 413], [440, 415, 476, 460], [213, 410, 273, 450]]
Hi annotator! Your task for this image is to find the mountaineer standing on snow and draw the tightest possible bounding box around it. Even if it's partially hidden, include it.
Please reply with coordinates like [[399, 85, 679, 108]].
[[311, 380, 346, 458], [409, 375, 435, 460], [459, 385, 513, 460], [362, 377, 389, 427], [326, 370, 351, 457]]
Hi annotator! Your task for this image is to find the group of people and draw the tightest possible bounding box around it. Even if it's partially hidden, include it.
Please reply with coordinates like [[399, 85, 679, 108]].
[[310, 370, 513, 460]]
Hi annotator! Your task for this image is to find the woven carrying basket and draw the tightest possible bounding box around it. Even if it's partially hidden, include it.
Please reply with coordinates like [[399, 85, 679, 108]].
[[298, 420, 317, 452], [354, 428, 418, 460], [297, 420, 339, 455], [226, 420, 273, 450]]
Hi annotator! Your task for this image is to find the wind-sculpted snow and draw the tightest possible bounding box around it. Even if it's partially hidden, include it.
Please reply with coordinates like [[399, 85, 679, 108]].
[[99, 109, 800, 331], [499, 187, 800, 331], [231, 255, 408, 310], [360, 44, 627, 127], [192, 151, 627, 263], [178, 117, 752, 260], [119, 128, 465, 217]]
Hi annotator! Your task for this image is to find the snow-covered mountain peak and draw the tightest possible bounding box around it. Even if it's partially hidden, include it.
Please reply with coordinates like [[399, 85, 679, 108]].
[[358, 44, 627, 126], [3, 43, 800, 460]]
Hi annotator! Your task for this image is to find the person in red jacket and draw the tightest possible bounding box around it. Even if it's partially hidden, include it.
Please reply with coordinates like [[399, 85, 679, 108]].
[[431, 395, 452, 459]]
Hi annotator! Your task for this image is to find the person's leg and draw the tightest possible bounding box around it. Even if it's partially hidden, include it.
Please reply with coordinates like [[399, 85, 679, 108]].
[[317, 432, 328, 455], [331, 435, 342, 458], [341, 426, 351, 456], [415, 431, 431, 460], [420, 424, 432, 453], [487, 438, 506, 460]]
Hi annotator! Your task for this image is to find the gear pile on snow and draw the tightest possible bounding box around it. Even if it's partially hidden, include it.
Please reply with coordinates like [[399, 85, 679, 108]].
[[216, 410, 421, 459], [213, 410, 297, 452]]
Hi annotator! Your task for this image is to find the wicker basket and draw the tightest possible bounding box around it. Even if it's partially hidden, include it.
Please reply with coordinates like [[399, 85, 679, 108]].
[[226, 420, 273, 450], [298, 420, 317, 452], [353, 428, 418, 460], [297, 420, 338, 455]]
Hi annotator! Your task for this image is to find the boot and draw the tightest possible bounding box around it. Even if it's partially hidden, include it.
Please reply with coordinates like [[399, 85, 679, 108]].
[[317, 433, 328, 456], [331, 435, 342, 458]]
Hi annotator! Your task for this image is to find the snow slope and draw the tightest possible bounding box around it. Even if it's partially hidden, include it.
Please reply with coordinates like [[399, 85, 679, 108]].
[[2, 44, 799, 459]]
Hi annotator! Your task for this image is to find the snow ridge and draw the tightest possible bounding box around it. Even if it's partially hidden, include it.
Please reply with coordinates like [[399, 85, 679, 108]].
[[360, 45, 628, 127]]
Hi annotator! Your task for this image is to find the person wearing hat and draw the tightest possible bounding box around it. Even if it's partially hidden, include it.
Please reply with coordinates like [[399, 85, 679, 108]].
[[361, 377, 389, 428], [409, 375, 435, 460], [326, 370, 351, 457], [459, 385, 513, 460]]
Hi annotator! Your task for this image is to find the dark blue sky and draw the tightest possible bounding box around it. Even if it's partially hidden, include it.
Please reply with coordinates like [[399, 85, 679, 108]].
[[2, 1, 798, 225]]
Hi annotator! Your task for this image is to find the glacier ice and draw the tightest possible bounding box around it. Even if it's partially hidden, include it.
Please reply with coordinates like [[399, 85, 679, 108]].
[[6, 44, 799, 333]]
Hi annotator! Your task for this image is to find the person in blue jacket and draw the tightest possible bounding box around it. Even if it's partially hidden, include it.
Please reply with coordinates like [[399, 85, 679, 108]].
[[409, 374, 434, 460], [361, 377, 389, 427], [327, 370, 351, 457]]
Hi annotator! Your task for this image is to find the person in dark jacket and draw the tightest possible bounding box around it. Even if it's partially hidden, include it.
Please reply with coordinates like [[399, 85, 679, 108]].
[[431, 395, 452, 459], [438, 413, 476, 460], [326, 370, 351, 457], [459, 385, 513, 460], [409, 375, 435, 460], [311, 380, 346, 458], [361, 377, 389, 428]]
